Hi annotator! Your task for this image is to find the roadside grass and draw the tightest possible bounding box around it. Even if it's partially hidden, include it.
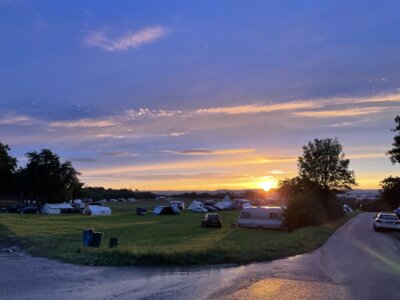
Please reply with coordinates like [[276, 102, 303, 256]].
[[391, 231, 400, 241], [0, 201, 356, 266]]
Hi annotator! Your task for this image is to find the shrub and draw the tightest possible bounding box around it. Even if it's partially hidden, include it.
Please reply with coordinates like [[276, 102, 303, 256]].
[[284, 192, 328, 231]]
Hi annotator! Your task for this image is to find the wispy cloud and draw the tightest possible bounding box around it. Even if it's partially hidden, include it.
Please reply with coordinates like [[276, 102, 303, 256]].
[[195, 101, 318, 115], [84, 25, 169, 52], [101, 151, 137, 157], [50, 119, 117, 128], [70, 157, 99, 163], [294, 107, 389, 118], [160, 148, 255, 155], [123, 108, 180, 120], [0, 114, 37, 125]]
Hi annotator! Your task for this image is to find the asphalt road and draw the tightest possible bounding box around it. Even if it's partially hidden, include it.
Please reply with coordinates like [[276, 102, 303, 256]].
[[1, 213, 399, 300]]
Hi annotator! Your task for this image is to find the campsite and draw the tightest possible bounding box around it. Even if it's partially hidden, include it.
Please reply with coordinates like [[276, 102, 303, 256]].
[[0, 198, 355, 266]]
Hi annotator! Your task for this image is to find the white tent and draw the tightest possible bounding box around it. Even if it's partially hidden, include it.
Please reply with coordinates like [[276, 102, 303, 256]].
[[87, 205, 112, 216], [170, 200, 185, 210], [215, 195, 234, 210], [42, 203, 73, 214], [127, 198, 136, 202], [188, 201, 208, 213], [72, 199, 85, 209]]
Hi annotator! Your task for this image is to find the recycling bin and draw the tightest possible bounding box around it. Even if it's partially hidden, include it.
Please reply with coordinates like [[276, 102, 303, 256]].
[[82, 228, 93, 247], [90, 232, 104, 248]]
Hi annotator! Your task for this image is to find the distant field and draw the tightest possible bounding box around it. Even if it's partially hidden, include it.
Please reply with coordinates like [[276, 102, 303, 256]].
[[0, 200, 356, 266]]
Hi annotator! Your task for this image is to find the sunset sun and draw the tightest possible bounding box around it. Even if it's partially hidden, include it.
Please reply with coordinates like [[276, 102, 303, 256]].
[[259, 180, 277, 192]]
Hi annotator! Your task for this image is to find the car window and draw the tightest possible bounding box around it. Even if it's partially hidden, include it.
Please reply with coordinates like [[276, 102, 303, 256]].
[[379, 215, 398, 220]]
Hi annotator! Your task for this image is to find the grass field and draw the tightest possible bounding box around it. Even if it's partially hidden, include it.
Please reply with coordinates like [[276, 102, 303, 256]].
[[0, 200, 356, 266]]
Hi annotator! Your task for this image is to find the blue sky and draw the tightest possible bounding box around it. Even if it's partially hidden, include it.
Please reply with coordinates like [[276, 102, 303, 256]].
[[1, 0, 400, 190]]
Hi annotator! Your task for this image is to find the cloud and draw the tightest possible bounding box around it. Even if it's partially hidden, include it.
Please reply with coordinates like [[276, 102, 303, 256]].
[[170, 132, 185, 137], [294, 107, 389, 118], [160, 148, 255, 155], [123, 108, 180, 120], [269, 170, 290, 174], [70, 157, 99, 163], [0, 114, 37, 125], [50, 119, 117, 128], [195, 101, 318, 115], [101, 151, 136, 157], [84, 25, 169, 52], [347, 153, 385, 160]]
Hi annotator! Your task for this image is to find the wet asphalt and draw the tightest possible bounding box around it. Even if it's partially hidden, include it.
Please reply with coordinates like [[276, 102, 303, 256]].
[[1, 213, 399, 300]]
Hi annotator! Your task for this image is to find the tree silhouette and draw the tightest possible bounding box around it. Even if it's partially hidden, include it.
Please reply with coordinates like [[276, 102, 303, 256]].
[[18, 149, 81, 203], [387, 115, 400, 164], [298, 138, 356, 199], [0, 141, 17, 198]]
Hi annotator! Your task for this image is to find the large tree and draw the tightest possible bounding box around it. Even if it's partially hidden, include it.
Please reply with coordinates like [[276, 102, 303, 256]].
[[18, 149, 81, 203], [298, 138, 356, 198], [0, 141, 17, 197], [387, 115, 400, 164], [380, 176, 400, 208]]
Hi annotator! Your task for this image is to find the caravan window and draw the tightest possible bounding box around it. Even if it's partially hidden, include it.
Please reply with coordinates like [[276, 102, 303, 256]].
[[241, 211, 251, 218], [269, 212, 281, 220]]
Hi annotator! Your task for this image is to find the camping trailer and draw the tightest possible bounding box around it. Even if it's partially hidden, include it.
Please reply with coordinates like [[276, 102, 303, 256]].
[[237, 207, 284, 228]]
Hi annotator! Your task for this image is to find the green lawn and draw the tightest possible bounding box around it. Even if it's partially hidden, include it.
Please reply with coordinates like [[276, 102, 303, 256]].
[[0, 200, 355, 266]]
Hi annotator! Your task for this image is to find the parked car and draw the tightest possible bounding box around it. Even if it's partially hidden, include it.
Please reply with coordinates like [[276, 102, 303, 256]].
[[204, 205, 217, 212], [20, 206, 40, 214], [201, 213, 222, 228], [5, 204, 25, 213], [373, 212, 400, 231]]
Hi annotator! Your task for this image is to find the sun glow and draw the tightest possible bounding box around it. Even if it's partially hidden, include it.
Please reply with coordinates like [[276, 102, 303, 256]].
[[259, 180, 277, 192]]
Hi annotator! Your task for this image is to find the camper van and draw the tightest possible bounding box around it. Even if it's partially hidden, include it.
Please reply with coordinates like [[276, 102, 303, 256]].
[[237, 206, 284, 228]]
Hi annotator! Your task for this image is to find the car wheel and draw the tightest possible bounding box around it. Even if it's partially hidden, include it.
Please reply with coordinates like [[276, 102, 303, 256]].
[[373, 225, 380, 232]]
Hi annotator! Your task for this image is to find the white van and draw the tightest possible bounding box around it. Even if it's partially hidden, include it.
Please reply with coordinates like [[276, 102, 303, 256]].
[[237, 207, 284, 228]]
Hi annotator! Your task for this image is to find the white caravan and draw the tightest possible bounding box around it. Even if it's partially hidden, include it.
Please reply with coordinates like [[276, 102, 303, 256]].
[[237, 207, 284, 228]]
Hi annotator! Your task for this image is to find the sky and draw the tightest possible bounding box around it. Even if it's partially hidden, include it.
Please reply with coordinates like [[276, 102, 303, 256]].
[[1, 0, 400, 191]]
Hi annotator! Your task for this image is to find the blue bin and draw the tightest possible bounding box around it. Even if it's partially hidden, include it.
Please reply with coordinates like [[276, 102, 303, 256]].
[[82, 228, 93, 247]]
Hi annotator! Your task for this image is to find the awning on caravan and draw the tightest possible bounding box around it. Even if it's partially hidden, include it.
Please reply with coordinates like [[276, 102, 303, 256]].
[[41, 203, 73, 214]]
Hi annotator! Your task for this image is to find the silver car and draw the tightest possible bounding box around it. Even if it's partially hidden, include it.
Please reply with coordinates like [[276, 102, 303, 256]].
[[373, 213, 400, 231]]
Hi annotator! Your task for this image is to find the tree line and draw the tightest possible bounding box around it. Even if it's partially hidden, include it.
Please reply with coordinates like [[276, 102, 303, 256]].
[[0, 146, 82, 204]]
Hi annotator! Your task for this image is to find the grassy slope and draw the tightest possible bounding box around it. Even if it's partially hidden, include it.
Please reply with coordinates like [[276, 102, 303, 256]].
[[0, 200, 356, 266]]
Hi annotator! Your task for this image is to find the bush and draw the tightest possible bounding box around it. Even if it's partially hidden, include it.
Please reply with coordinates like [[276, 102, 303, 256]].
[[284, 193, 328, 231], [358, 199, 392, 212]]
